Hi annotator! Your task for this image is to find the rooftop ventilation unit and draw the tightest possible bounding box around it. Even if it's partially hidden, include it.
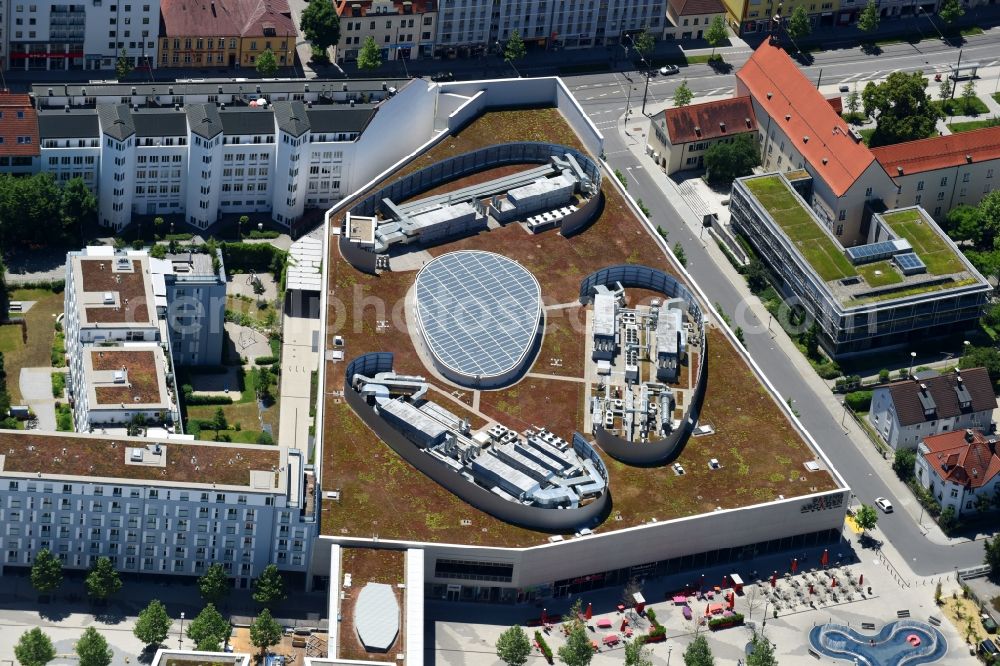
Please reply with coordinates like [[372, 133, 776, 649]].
[[114, 370, 126, 383]]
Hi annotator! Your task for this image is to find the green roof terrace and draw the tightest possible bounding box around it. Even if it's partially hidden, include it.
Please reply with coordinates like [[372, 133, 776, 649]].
[[740, 174, 980, 306]]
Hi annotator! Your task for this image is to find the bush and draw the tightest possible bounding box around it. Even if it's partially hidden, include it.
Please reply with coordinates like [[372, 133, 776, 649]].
[[534, 631, 553, 664], [220, 242, 287, 276], [11, 279, 64, 292], [182, 391, 234, 406], [845, 390, 873, 412], [165, 233, 194, 241], [254, 355, 279, 365], [51, 372, 65, 398], [893, 448, 917, 482], [708, 612, 744, 629], [247, 230, 280, 239], [878, 368, 891, 383], [148, 244, 168, 259], [816, 362, 843, 380], [648, 624, 667, 639]]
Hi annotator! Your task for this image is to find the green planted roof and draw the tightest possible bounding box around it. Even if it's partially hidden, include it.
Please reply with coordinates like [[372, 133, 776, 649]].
[[881, 209, 967, 276], [744, 176, 857, 282]]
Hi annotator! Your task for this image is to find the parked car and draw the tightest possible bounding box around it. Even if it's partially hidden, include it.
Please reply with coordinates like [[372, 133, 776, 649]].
[[874, 497, 893, 513], [982, 612, 998, 634], [659, 65, 680, 76], [839, 84, 850, 92], [431, 72, 455, 82]]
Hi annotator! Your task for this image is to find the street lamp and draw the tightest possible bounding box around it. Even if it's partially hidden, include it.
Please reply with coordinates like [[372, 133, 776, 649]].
[[907, 351, 917, 379], [179, 611, 185, 649], [666, 641, 674, 665], [624, 33, 652, 116]]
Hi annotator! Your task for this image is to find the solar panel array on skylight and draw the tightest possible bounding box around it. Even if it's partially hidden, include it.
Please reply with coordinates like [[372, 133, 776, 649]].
[[893, 252, 927, 275], [414, 251, 541, 379], [845, 240, 900, 264]]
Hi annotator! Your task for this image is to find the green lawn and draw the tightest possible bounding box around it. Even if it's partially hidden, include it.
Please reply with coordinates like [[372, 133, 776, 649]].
[[685, 54, 724, 65], [947, 118, 1000, 133], [0, 325, 22, 353], [859, 128, 876, 146], [934, 96, 990, 117], [882, 209, 966, 275], [858, 261, 903, 287], [745, 176, 856, 282]]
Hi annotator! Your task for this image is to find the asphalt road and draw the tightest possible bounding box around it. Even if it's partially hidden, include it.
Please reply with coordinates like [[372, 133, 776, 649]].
[[563, 31, 1000, 576]]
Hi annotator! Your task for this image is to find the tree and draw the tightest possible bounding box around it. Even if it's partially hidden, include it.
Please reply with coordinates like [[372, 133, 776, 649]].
[[213, 407, 228, 434], [845, 86, 861, 121], [745, 632, 777, 666], [939, 78, 954, 102], [252, 564, 286, 605], [745, 257, 768, 294], [257, 367, 276, 403], [30, 548, 63, 596], [75, 628, 112, 666], [357, 36, 382, 71], [786, 6, 811, 40], [199, 563, 231, 604], [857, 0, 880, 32], [673, 80, 694, 107], [673, 242, 688, 268], [938, 0, 965, 23], [116, 48, 133, 80], [255, 49, 278, 78], [557, 620, 593, 666], [495, 625, 532, 666], [299, 0, 341, 58], [504, 29, 527, 62], [0, 257, 8, 323], [633, 29, 656, 64], [134, 599, 172, 648], [939, 505, 957, 532], [862, 72, 939, 147], [704, 16, 729, 57], [703, 133, 761, 185], [238, 215, 249, 239], [960, 80, 978, 115], [960, 345, 1000, 387], [249, 609, 283, 658], [186, 604, 231, 652], [892, 448, 916, 482], [985, 534, 1000, 580], [85, 556, 122, 602], [61, 177, 97, 242], [854, 503, 879, 535], [625, 637, 654, 666], [683, 634, 715, 666], [15, 629, 56, 666]]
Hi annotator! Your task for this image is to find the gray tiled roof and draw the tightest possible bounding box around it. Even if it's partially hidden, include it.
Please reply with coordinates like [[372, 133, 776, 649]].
[[132, 110, 188, 137], [220, 110, 276, 136], [97, 104, 136, 141], [186, 103, 224, 139], [306, 107, 376, 134], [38, 112, 100, 139], [272, 100, 310, 137]]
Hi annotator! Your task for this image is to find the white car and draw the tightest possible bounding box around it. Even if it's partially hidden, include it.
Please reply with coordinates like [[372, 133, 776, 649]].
[[874, 497, 893, 513], [659, 65, 680, 76]]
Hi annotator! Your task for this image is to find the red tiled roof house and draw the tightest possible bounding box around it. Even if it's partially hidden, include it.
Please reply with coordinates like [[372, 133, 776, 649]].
[[916, 428, 1000, 516], [648, 96, 756, 174], [0, 93, 40, 174]]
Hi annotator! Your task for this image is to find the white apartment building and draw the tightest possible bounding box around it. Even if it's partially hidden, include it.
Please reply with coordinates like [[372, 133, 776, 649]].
[[7, 0, 159, 71], [868, 368, 997, 451], [434, 0, 667, 54], [0, 430, 317, 588], [30, 78, 418, 230]]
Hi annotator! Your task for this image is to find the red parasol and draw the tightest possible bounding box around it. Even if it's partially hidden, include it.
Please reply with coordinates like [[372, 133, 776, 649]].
[[727, 592, 735, 610], [585, 603, 592, 620], [821, 549, 829, 567], [705, 603, 710, 617], [859, 574, 864, 586], [831, 577, 838, 588], [791, 558, 798, 574], [808, 583, 814, 595], [541, 608, 548, 624], [620, 618, 628, 632], [770, 573, 776, 588]]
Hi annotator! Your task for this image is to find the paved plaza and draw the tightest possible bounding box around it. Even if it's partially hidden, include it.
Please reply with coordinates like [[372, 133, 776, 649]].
[[426, 533, 980, 665]]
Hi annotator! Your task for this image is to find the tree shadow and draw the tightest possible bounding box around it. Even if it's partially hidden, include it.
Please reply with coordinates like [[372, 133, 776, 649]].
[[137, 645, 159, 664], [860, 42, 883, 56], [37, 599, 71, 623], [794, 51, 815, 66], [857, 533, 883, 550], [93, 603, 127, 625], [708, 59, 734, 74]]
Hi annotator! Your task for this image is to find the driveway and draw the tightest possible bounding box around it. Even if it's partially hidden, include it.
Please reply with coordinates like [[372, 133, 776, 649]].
[[20, 367, 59, 431]]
